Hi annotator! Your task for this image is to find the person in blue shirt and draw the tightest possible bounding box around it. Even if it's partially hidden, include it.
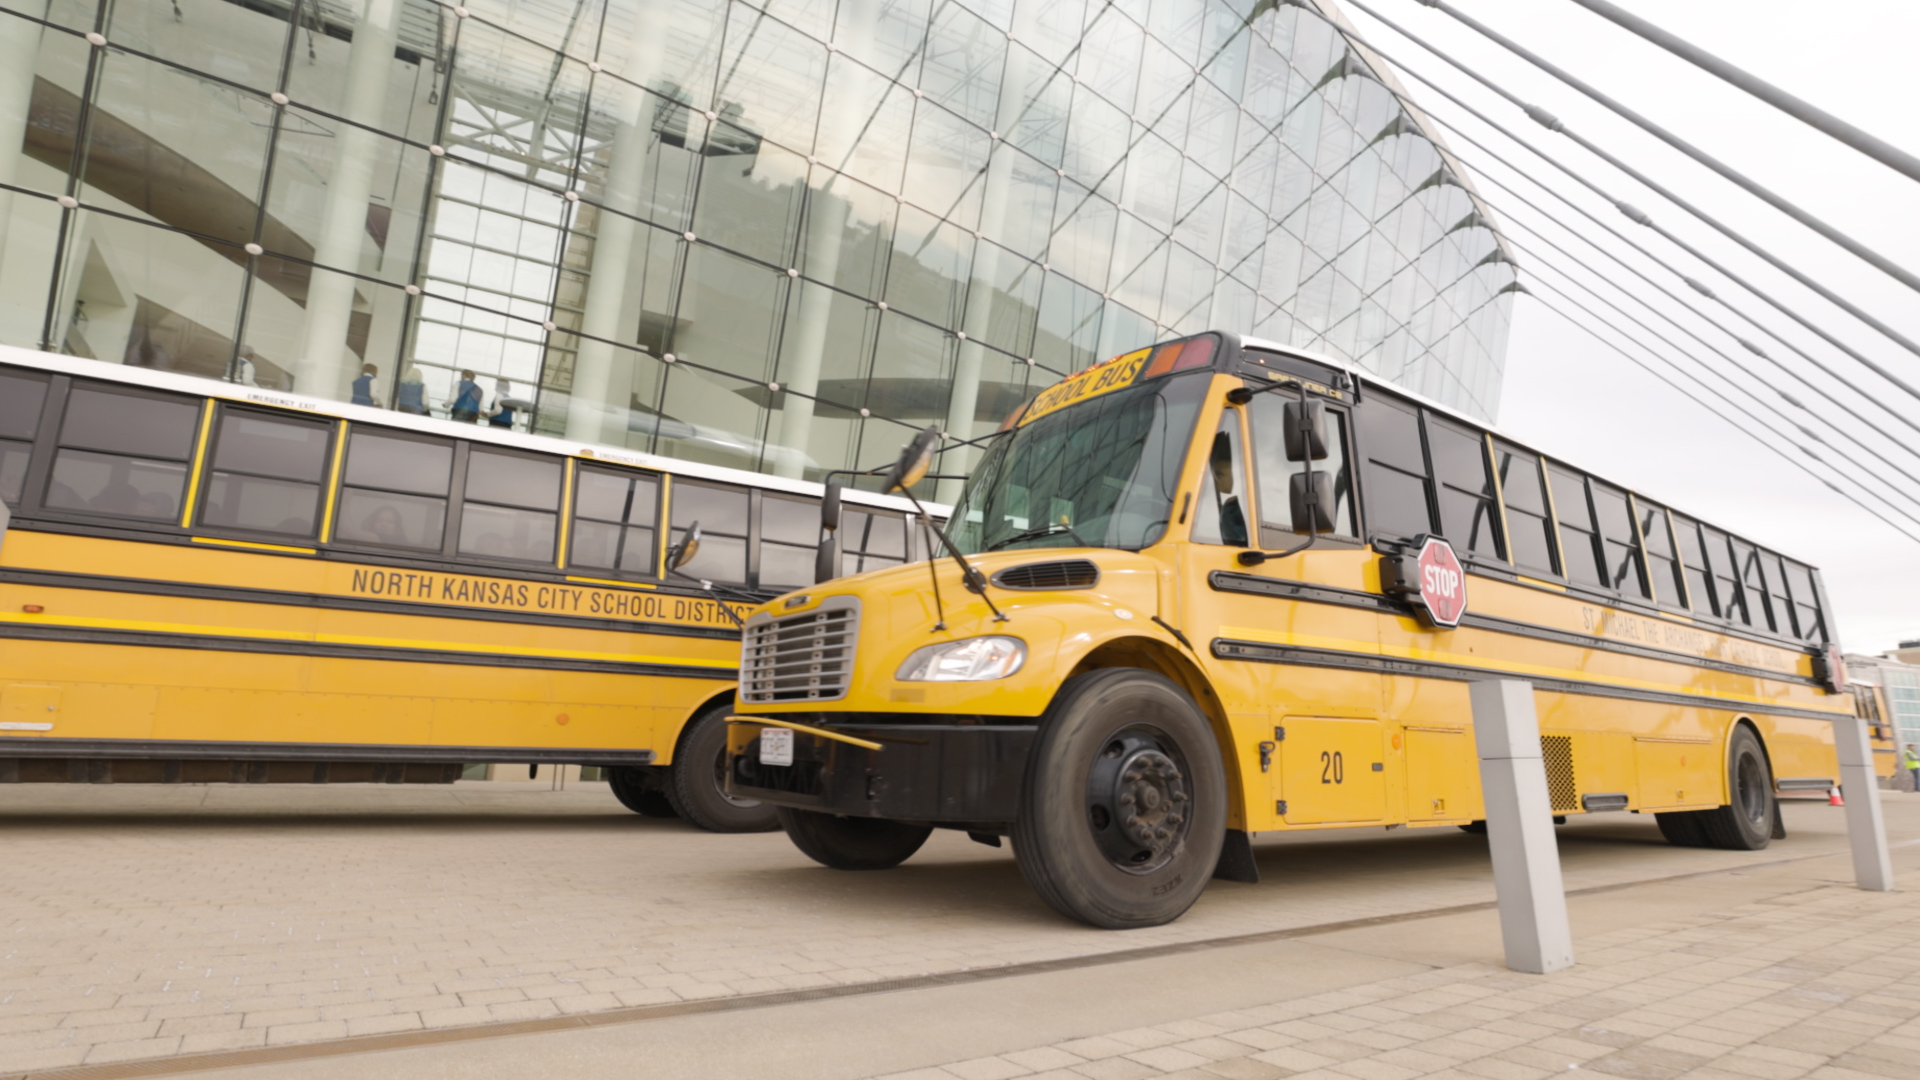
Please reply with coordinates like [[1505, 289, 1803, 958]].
[[395, 366, 428, 415], [487, 379, 517, 429], [448, 370, 483, 422], [350, 363, 381, 407]]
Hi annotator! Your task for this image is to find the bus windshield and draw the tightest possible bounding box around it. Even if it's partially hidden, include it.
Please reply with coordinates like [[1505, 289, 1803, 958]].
[[950, 372, 1210, 555]]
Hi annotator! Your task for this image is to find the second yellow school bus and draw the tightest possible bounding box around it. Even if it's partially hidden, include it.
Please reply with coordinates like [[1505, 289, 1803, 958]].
[[725, 331, 1854, 926]]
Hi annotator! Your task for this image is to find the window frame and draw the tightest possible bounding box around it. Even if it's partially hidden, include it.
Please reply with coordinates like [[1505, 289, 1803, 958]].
[[565, 461, 666, 581], [1354, 389, 1437, 548], [36, 378, 205, 530], [1247, 394, 1364, 549], [328, 425, 460, 556], [1423, 413, 1506, 564], [0, 368, 54, 511], [455, 444, 566, 567], [193, 402, 337, 543]]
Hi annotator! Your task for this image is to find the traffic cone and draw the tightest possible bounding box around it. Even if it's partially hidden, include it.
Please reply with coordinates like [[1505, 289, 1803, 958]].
[[1828, 786, 1845, 807]]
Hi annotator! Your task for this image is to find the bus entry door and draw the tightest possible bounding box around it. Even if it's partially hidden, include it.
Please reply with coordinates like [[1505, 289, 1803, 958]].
[[1276, 717, 1386, 825]]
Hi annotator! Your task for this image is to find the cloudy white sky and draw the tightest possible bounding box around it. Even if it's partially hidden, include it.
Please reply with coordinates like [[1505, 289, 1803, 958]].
[[1335, 0, 1920, 653]]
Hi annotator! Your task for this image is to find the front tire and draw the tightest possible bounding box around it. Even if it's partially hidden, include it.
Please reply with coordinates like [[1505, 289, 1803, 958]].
[[777, 807, 932, 870], [608, 766, 677, 817], [1011, 669, 1226, 929], [665, 705, 780, 832]]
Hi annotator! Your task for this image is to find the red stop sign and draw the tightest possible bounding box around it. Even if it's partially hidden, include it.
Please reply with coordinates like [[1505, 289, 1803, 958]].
[[1415, 536, 1468, 628]]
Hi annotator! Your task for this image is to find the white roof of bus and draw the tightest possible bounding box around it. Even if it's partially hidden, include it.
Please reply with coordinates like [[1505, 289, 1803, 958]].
[[0, 344, 934, 517]]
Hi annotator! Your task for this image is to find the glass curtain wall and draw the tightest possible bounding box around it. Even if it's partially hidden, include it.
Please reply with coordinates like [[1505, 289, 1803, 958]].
[[0, 0, 1514, 496]]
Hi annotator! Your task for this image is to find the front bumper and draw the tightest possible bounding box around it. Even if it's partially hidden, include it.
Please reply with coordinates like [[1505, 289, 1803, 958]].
[[726, 717, 1037, 824]]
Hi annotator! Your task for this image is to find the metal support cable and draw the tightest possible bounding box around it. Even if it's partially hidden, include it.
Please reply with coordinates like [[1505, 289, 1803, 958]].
[[1409, 0, 1920, 299], [1507, 233, 1920, 510], [1314, 15, 1920, 432], [1519, 282, 1920, 544], [1436, 140, 1920, 471], [1340, 0, 1920, 397], [1558, 0, 1920, 186]]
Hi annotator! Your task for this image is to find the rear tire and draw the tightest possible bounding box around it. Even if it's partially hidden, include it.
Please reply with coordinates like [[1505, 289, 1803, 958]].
[[1655, 810, 1709, 847], [1011, 669, 1226, 929], [608, 766, 677, 817], [667, 705, 781, 833], [777, 807, 932, 870]]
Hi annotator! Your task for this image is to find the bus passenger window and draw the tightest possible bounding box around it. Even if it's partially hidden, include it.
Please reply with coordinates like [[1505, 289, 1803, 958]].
[[1546, 466, 1605, 589], [1636, 502, 1686, 609], [44, 384, 199, 521], [1703, 527, 1747, 624], [1671, 515, 1716, 616], [570, 467, 660, 576], [0, 371, 48, 506], [1493, 443, 1555, 576], [1590, 482, 1648, 597], [1782, 560, 1825, 641], [759, 494, 821, 590], [1423, 417, 1499, 559], [1250, 395, 1355, 541], [1767, 552, 1803, 638], [459, 449, 560, 563], [1191, 413, 1248, 546], [1731, 539, 1776, 633], [336, 431, 452, 551], [1356, 395, 1432, 542], [670, 481, 749, 585], [200, 408, 331, 538], [840, 509, 909, 575]]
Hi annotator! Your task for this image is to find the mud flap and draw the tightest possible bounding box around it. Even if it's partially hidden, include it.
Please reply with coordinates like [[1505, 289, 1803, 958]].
[[1212, 828, 1259, 883], [1771, 800, 1787, 840]]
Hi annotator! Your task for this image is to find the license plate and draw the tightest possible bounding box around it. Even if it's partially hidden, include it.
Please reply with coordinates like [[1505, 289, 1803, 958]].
[[760, 727, 794, 767]]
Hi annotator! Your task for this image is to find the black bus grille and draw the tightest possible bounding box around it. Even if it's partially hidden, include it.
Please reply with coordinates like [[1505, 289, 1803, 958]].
[[740, 600, 859, 703], [991, 558, 1100, 590]]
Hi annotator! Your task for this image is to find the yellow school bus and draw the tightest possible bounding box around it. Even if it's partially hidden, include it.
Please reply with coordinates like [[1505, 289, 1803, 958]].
[[1850, 681, 1900, 781], [725, 331, 1853, 926], [0, 345, 925, 830]]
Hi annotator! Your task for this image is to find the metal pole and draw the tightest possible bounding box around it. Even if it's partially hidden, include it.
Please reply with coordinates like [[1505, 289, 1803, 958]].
[[1471, 679, 1575, 975], [1831, 714, 1894, 891], [1560, 0, 1920, 185]]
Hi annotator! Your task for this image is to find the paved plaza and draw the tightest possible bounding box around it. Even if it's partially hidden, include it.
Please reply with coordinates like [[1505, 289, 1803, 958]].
[[0, 784, 1914, 1078]]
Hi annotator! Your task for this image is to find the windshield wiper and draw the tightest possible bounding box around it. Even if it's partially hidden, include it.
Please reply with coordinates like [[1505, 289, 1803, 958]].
[[983, 522, 1093, 552]]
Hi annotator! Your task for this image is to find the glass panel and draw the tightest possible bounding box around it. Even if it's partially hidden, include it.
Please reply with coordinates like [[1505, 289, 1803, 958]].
[[0, 371, 48, 439], [1590, 483, 1645, 597], [1357, 393, 1423, 475], [45, 449, 187, 520], [343, 431, 452, 495], [1704, 527, 1747, 624], [59, 386, 199, 459], [335, 488, 446, 551], [759, 541, 814, 589], [1493, 442, 1553, 575], [0, 440, 30, 505], [1546, 466, 1603, 588], [465, 449, 561, 510], [210, 410, 330, 483], [1250, 395, 1353, 541], [574, 469, 632, 522], [1672, 514, 1714, 616], [1733, 539, 1775, 633], [761, 493, 818, 545], [1637, 502, 1685, 608], [1784, 560, 1824, 642], [457, 502, 557, 562], [669, 480, 748, 582], [201, 473, 320, 537], [1426, 417, 1498, 559]]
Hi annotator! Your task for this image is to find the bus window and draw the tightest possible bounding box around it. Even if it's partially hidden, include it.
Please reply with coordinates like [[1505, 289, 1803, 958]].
[[1546, 466, 1604, 589], [841, 509, 909, 575], [570, 466, 661, 577], [200, 408, 332, 538], [1782, 560, 1825, 642], [44, 383, 199, 522], [1703, 527, 1747, 624], [1356, 394, 1432, 542], [1636, 501, 1686, 609], [1671, 515, 1715, 615], [1250, 395, 1355, 541], [1424, 417, 1500, 560], [0, 370, 48, 505], [336, 430, 453, 552], [459, 449, 560, 563], [1590, 482, 1647, 598], [760, 494, 821, 590], [1731, 539, 1776, 633], [1493, 442, 1555, 577], [671, 481, 749, 585], [1191, 412, 1249, 547]]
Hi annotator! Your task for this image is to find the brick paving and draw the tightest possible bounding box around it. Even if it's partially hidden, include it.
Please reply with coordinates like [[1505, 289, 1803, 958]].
[[863, 875, 1920, 1080], [0, 784, 1912, 1073]]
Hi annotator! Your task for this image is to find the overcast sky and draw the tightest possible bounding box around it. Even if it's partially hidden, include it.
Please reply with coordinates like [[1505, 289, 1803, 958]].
[[1335, 0, 1920, 654]]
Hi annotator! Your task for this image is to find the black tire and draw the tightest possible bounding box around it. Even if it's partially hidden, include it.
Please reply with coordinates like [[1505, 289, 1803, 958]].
[[1655, 809, 1710, 847], [666, 705, 781, 833], [1695, 725, 1775, 850], [1458, 820, 1487, 834], [777, 807, 932, 870], [607, 766, 678, 818], [1010, 669, 1227, 929]]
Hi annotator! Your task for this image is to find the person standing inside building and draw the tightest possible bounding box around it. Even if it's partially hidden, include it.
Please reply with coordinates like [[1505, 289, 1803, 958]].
[[487, 378, 518, 430], [396, 366, 429, 415], [1906, 743, 1919, 792], [351, 363, 382, 408], [448, 370, 483, 422]]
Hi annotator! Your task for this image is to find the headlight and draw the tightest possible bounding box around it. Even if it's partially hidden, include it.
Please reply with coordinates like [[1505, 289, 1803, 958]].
[[895, 636, 1027, 682]]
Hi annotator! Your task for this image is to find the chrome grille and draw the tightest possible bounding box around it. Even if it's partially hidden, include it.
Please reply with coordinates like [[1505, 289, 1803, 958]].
[[740, 598, 860, 703]]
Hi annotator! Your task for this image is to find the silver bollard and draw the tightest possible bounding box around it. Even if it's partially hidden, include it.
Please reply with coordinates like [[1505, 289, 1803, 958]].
[[1831, 714, 1894, 891], [1471, 679, 1575, 974]]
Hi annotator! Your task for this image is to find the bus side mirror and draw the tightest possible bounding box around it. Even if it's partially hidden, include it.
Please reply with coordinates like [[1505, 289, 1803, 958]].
[[815, 534, 841, 584], [668, 522, 702, 571], [886, 426, 941, 493], [1284, 399, 1329, 461], [1290, 471, 1334, 533], [820, 481, 842, 533]]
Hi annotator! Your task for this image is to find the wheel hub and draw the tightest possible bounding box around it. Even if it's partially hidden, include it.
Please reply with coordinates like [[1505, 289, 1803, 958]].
[[1087, 734, 1190, 871]]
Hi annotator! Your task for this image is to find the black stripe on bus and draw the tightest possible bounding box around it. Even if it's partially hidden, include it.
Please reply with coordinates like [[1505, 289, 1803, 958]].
[[0, 566, 743, 641], [0, 737, 655, 766], [1209, 637, 1848, 724], [1207, 570, 1818, 688], [0, 623, 737, 680]]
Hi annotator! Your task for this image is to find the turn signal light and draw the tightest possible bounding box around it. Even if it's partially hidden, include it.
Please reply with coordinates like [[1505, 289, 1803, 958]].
[[21, 604, 43, 613]]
